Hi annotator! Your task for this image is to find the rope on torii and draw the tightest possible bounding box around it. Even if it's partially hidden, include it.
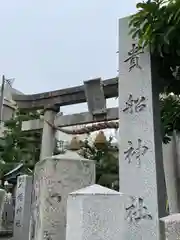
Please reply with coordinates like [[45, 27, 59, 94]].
[[45, 120, 119, 135]]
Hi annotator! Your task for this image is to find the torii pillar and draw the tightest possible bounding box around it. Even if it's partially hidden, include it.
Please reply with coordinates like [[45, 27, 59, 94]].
[[40, 105, 59, 160]]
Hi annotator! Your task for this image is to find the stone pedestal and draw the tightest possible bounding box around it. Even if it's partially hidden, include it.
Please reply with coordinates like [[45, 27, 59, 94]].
[[160, 214, 180, 240], [13, 175, 33, 240], [32, 150, 95, 240], [66, 184, 124, 240]]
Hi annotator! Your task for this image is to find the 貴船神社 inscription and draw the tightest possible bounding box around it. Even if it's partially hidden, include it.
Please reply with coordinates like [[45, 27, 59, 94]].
[[119, 16, 166, 239]]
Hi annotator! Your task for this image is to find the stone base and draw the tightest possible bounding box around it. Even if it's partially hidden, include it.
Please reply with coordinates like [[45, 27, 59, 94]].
[[32, 151, 95, 240]]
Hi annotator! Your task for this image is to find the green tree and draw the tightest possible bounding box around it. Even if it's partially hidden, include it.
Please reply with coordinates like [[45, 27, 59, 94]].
[[0, 108, 42, 180], [160, 94, 180, 143], [129, 0, 180, 94], [79, 135, 119, 190], [129, 0, 180, 141]]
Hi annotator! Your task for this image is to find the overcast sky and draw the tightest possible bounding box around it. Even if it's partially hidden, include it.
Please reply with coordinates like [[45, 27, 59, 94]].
[[0, 0, 139, 114]]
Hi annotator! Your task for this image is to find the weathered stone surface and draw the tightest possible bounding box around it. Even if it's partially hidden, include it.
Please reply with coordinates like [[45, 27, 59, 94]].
[[32, 150, 95, 240], [40, 108, 58, 160], [13, 175, 32, 240], [162, 133, 179, 213], [2, 192, 14, 230], [118, 16, 167, 239], [66, 184, 124, 240], [160, 214, 180, 240]]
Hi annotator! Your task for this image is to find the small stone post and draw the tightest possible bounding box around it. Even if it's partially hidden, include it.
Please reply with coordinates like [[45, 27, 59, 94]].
[[13, 175, 33, 240], [66, 184, 124, 240], [159, 214, 180, 240], [0, 189, 6, 230], [32, 146, 95, 240]]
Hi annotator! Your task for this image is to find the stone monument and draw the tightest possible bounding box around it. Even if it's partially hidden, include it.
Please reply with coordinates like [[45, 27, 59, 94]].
[[32, 146, 95, 240], [118, 16, 167, 239], [13, 175, 32, 240], [0, 189, 6, 231], [66, 184, 125, 240]]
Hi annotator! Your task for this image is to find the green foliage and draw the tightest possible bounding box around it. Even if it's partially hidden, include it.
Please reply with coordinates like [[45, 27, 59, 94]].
[[0, 108, 42, 177], [160, 94, 180, 143], [128, 0, 180, 141], [129, 0, 180, 94], [78, 136, 119, 190]]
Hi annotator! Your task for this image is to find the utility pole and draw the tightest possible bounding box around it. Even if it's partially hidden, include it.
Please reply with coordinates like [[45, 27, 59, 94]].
[[0, 75, 5, 123], [0, 75, 15, 124]]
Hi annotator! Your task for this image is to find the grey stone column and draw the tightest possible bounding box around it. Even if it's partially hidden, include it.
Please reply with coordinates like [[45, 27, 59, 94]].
[[162, 134, 179, 213], [118, 16, 167, 239], [40, 105, 59, 160]]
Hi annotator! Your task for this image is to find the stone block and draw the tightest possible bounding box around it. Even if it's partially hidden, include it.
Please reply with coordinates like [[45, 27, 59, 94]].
[[160, 214, 180, 240], [32, 150, 95, 240], [66, 184, 124, 240]]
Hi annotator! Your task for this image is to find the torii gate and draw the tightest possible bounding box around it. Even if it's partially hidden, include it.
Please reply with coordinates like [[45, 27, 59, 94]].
[[13, 77, 119, 160]]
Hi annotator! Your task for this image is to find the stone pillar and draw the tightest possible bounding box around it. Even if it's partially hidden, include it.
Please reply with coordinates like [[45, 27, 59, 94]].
[[2, 191, 14, 230], [66, 184, 124, 240], [32, 150, 95, 240], [162, 133, 179, 213], [40, 105, 59, 160], [159, 214, 180, 240], [2, 99, 16, 122], [173, 132, 180, 210], [174, 132, 180, 178], [118, 17, 167, 239], [13, 175, 33, 240], [0, 189, 6, 230]]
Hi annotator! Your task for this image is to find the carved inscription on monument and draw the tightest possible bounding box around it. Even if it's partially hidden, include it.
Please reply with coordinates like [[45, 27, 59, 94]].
[[123, 94, 146, 114], [125, 197, 152, 223], [17, 176, 24, 189], [34, 179, 41, 233], [124, 139, 148, 167], [124, 43, 144, 72], [15, 177, 24, 228], [46, 192, 62, 206], [43, 230, 54, 240]]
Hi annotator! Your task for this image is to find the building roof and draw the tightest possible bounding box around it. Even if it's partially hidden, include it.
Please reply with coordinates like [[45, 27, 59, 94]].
[[4, 164, 24, 184], [11, 88, 24, 95], [4, 163, 24, 178]]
